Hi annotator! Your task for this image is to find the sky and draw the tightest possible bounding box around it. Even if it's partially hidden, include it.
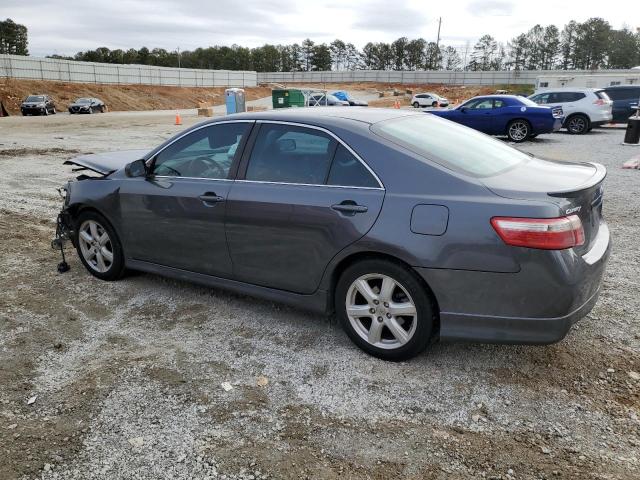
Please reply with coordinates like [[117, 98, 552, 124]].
[[2, 0, 638, 57]]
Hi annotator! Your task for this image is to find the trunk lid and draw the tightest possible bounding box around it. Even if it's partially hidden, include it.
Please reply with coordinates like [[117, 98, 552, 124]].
[[64, 149, 148, 175], [482, 158, 606, 254]]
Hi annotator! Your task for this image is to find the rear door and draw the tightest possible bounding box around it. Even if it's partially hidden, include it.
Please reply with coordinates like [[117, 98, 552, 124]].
[[119, 121, 253, 277], [225, 122, 385, 294]]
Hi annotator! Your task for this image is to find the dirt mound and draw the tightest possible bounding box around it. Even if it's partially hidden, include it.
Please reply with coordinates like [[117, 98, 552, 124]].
[[0, 78, 271, 115]]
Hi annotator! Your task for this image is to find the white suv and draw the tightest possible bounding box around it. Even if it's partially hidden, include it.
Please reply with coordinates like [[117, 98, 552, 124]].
[[411, 92, 449, 108], [528, 88, 612, 134]]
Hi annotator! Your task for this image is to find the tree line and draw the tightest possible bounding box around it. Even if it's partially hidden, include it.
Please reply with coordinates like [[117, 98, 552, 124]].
[[3, 16, 639, 71]]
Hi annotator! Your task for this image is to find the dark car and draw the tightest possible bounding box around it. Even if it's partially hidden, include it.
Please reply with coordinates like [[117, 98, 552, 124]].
[[332, 91, 369, 106], [54, 108, 610, 360], [308, 93, 349, 106], [69, 97, 106, 114], [600, 85, 640, 123], [21, 95, 56, 116], [430, 95, 563, 142]]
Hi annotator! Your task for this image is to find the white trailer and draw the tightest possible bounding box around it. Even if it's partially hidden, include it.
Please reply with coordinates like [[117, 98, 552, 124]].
[[535, 73, 640, 90]]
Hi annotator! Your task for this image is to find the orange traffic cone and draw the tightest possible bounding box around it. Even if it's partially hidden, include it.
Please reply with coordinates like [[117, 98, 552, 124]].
[[175, 113, 182, 125], [393, 100, 400, 109]]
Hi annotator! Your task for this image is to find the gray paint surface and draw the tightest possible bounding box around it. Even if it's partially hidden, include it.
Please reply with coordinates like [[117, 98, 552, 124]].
[[63, 107, 611, 344]]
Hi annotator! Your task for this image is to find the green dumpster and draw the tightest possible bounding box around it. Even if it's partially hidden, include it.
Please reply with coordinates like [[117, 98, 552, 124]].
[[272, 89, 306, 109]]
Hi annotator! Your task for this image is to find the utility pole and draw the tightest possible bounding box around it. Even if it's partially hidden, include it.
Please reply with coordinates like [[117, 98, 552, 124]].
[[177, 47, 181, 68], [435, 17, 442, 70]]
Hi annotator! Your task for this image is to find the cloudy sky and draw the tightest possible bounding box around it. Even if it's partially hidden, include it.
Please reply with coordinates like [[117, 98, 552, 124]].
[[2, 0, 637, 56]]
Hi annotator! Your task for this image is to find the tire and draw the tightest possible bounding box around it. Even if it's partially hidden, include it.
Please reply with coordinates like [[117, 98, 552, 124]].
[[412, 102, 420, 108], [335, 259, 436, 361], [43, 108, 48, 116], [431, 101, 438, 108], [566, 114, 589, 134], [73, 210, 126, 281], [51, 107, 56, 114], [506, 119, 530, 142], [100, 105, 106, 113]]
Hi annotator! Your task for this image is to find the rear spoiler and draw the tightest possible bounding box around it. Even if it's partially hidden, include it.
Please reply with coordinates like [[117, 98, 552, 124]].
[[548, 162, 606, 197]]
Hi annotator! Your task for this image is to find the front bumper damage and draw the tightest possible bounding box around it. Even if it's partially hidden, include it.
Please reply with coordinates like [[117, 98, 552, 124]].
[[51, 186, 74, 273]]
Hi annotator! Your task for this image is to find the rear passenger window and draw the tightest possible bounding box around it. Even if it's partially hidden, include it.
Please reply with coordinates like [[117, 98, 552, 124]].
[[327, 145, 379, 188], [245, 124, 336, 184]]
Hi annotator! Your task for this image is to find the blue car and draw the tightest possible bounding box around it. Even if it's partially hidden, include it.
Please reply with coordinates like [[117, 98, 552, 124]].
[[430, 95, 563, 142]]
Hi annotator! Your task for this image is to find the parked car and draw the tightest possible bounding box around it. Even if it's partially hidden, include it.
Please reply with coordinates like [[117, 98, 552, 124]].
[[332, 91, 368, 106], [55, 109, 610, 360], [307, 93, 349, 106], [429, 95, 563, 142], [528, 88, 612, 134], [599, 85, 640, 123], [411, 92, 449, 108], [20, 95, 56, 116], [68, 97, 106, 114]]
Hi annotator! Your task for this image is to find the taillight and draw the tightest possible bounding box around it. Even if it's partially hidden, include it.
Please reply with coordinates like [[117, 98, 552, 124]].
[[593, 99, 609, 106], [491, 215, 585, 250]]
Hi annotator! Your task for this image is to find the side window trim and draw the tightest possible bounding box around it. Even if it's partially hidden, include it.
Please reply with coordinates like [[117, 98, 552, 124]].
[[146, 120, 255, 180], [236, 120, 384, 190]]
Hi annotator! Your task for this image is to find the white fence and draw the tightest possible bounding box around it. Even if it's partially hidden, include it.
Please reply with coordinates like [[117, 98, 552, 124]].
[[257, 69, 640, 86], [0, 54, 257, 87]]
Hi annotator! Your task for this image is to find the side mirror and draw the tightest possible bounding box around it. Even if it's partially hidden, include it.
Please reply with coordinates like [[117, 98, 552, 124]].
[[125, 159, 148, 177], [460, 107, 468, 113]]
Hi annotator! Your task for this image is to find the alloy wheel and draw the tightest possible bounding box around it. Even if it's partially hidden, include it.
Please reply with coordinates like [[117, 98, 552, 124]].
[[568, 116, 587, 134], [508, 121, 529, 141], [345, 273, 418, 350], [78, 220, 114, 273]]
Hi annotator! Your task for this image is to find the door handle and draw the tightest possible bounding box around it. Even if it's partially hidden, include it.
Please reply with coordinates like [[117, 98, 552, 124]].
[[199, 193, 225, 204], [331, 201, 368, 215]]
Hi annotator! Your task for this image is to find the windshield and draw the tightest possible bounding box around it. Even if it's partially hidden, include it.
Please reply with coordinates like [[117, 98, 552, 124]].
[[26, 96, 44, 102], [76, 98, 92, 104], [371, 114, 530, 178]]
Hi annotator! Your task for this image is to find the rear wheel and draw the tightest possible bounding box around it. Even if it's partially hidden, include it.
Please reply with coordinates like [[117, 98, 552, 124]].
[[507, 119, 530, 142], [74, 211, 126, 281], [412, 102, 420, 108], [566, 114, 589, 134], [335, 259, 435, 361]]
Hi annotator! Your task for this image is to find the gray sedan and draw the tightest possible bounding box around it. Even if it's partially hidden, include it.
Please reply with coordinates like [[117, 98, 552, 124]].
[[55, 108, 610, 360]]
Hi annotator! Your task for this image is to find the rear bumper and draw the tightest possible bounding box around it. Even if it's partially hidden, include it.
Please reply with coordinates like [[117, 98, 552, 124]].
[[437, 286, 600, 344], [416, 222, 611, 344]]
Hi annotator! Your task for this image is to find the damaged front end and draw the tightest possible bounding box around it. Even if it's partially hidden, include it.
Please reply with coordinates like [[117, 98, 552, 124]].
[[51, 184, 74, 273]]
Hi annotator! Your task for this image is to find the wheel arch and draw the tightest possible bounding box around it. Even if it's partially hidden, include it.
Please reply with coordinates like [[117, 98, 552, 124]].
[[326, 250, 441, 336], [66, 203, 123, 244]]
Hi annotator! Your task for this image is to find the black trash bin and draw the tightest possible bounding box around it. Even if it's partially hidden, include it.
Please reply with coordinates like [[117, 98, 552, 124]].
[[624, 117, 640, 145]]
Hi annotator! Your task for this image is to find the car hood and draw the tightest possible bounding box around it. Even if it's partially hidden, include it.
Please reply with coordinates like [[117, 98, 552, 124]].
[[64, 149, 148, 175], [481, 157, 605, 199]]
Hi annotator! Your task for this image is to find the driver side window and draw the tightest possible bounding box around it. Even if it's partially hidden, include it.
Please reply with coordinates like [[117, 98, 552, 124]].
[[153, 122, 251, 179]]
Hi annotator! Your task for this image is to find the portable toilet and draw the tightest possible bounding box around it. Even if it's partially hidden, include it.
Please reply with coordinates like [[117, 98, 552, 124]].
[[225, 88, 246, 114]]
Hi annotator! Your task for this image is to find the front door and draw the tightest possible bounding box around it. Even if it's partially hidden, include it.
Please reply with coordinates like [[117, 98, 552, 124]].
[[119, 121, 253, 277], [225, 122, 385, 294]]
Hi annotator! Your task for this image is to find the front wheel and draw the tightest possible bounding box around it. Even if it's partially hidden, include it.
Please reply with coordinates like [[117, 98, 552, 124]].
[[335, 259, 435, 361], [412, 102, 420, 108], [431, 101, 438, 107], [73, 211, 126, 281], [566, 114, 589, 134], [507, 119, 530, 142]]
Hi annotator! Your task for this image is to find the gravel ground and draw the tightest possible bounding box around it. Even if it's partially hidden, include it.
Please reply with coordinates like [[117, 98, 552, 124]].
[[0, 112, 639, 480]]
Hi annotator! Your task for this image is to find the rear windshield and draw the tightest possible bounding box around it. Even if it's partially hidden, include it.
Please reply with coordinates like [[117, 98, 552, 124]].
[[595, 90, 611, 101], [370, 114, 530, 178], [517, 97, 539, 107], [26, 96, 44, 102]]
